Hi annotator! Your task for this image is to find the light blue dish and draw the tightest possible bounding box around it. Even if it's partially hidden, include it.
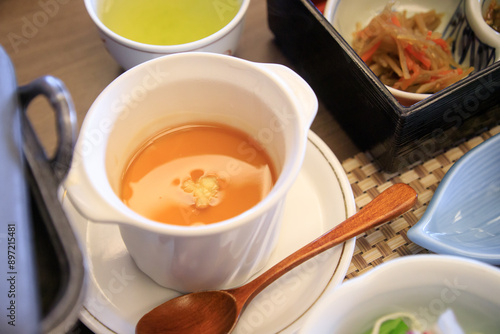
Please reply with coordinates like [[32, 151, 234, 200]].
[[408, 133, 500, 264]]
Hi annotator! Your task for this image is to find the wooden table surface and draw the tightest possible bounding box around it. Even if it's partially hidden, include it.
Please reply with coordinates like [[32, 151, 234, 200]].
[[0, 0, 359, 332]]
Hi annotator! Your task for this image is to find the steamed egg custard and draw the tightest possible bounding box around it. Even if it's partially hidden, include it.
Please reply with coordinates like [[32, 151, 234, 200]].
[[120, 123, 277, 226], [99, 0, 241, 45]]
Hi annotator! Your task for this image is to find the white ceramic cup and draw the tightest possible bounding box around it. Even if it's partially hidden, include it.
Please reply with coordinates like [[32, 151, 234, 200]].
[[63, 52, 318, 292], [84, 0, 251, 70]]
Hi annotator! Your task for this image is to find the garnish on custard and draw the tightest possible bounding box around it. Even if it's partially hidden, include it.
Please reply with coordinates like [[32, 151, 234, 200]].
[[182, 174, 220, 209]]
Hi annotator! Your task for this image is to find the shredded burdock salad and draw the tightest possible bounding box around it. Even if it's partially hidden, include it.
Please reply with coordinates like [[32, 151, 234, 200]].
[[352, 2, 474, 94]]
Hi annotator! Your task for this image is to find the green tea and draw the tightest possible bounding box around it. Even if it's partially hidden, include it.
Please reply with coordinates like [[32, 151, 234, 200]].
[[99, 0, 241, 45]]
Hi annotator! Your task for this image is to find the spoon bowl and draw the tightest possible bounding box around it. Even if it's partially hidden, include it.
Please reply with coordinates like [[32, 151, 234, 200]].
[[408, 133, 500, 264], [136, 183, 418, 334], [136, 291, 237, 333]]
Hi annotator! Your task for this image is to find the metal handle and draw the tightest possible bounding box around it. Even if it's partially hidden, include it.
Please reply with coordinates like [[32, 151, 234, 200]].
[[18, 75, 77, 182], [18, 76, 86, 334]]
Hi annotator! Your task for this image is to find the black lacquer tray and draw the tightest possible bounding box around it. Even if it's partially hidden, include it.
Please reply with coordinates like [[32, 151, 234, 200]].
[[267, 0, 500, 172]]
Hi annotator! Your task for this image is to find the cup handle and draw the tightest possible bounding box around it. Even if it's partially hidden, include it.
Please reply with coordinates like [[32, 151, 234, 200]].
[[63, 166, 133, 224], [261, 63, 318, 128]]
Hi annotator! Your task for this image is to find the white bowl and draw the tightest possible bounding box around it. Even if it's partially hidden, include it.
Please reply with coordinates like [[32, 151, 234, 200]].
[[84, 0, 250, 70], [324, 0, 497, 106], [299, 254, 500, 333], [466, 0, 500, 51]]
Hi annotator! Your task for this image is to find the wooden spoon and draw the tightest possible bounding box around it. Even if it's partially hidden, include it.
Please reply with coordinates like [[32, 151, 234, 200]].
[[136, 183, 417, 334]]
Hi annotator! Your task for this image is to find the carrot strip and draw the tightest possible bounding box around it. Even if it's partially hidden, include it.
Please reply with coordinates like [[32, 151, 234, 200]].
[[404, 50, 416, 71], [360, 40, 382, 62], [391, 14, 401, 27], [432, 38, 450, 53], [405, 45, 432, 69]]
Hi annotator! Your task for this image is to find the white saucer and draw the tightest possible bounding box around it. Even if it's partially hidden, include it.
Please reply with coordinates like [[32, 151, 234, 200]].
[[61, 131, 356, 334]]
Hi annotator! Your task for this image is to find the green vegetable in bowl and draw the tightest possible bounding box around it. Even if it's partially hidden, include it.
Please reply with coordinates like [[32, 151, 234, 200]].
[[363, 312, 421, 334], [362, 318, 409, 334], [361, 309, 474, 334]]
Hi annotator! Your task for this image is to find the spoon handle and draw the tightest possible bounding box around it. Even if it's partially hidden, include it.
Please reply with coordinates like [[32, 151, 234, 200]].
[[228, 183, 417, 312]]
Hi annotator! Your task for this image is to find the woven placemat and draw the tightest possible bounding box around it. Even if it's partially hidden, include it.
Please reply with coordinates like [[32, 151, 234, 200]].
[[341, 125, 500, 280]]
